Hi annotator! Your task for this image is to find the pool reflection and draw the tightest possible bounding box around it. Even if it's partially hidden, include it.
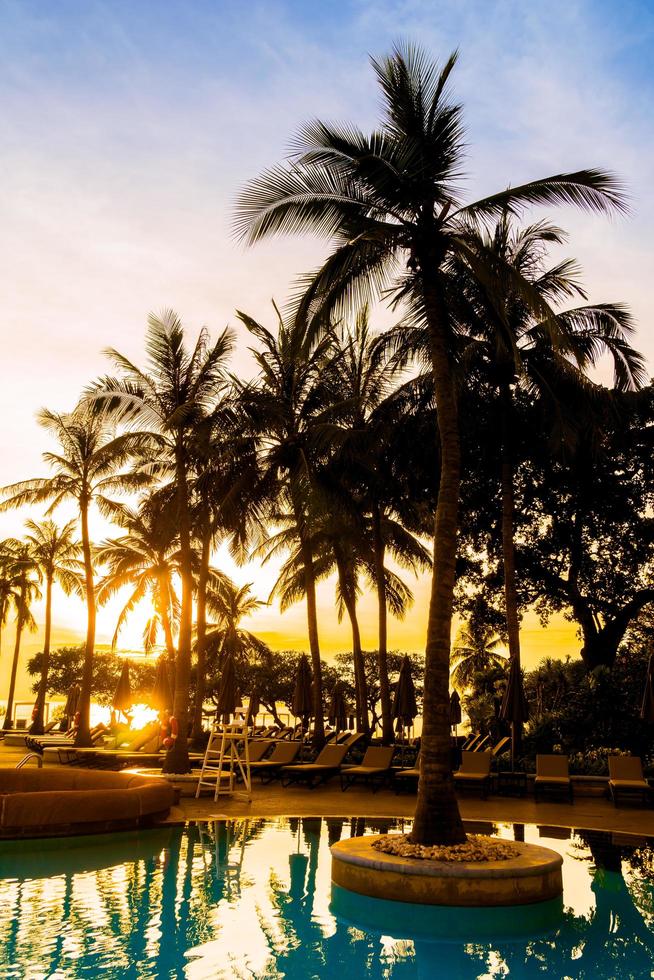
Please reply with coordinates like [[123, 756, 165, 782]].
[[0, 818, 652, 978]]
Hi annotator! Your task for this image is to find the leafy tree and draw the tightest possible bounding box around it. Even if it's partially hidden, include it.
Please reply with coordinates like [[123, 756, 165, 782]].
[[450, 597, 507, 690], [24, 519, 82, 733], [0, 407, 145, 743], [334, 649, 425, 735], [1, 542, 41, 729], [235, 42, 623, 843], [91, 311, 233, 772], [26, 645, 157, 707]]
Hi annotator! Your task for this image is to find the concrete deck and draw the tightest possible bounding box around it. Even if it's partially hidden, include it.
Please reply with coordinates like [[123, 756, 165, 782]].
[[3, 743, 653, 837]]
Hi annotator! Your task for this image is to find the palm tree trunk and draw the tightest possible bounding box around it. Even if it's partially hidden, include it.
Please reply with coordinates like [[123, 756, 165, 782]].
[[500, 384, 522, 760], [30, 573, 53, 734], [335, 557, 369, 734], [158, 573, 176, 677], [372, 505, 393, 744], [300, 537, 325, 747], [163, 446, 193, 773], [3, 585, 25, 730], [75, 498, 96, 747], [411, 276, 466, 847], [191, 527, 211, 742]]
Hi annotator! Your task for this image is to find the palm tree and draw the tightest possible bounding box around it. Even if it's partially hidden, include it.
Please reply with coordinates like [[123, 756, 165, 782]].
[[0, 540, 21, 727], [24, 519, 82, 734], [451, 614, 507, 691], [204, 579, 267, 664], [90, 311, 234, 772], [96, 496, 180, 664], [0, 407, 146, 744], [451, 215, 645, 750], [2, 543, 41, 730], [236, 303, 344, 746], [234, 43, 626, 844]]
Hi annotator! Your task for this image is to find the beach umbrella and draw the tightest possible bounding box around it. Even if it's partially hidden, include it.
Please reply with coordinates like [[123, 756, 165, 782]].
[[248, 689, 260, 718], [292, 655, 313, 730], [392, 656, 418, 735], [328, 681, 348, 732], [216, 653, 239, 721], [640, 650, 654, 723], [449, 690, 462, 729], [500, 655, 530, 768], [63, 683, 80, 722], [150, 657, 174, 713], [112, 660, 132, 715]]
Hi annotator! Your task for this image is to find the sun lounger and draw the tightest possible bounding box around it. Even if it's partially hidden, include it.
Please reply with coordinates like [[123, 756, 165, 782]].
[[472, 734, 490, 752], [454, 751, 492, 797], [340, 746, 395, 792], [490, 736, 511, 758], [608, 755, 651, 807], [249, 740, 301, 782], [534, 754, 573, 803], [393, 752, 421, 792], [280, 743, 349, 789]]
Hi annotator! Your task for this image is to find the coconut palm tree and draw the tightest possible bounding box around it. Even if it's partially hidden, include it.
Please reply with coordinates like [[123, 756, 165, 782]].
[[24, 519, 82, 734], [459, 217, 644, 749], [234, 43, 626, 843], [96, 496, 180, 665], [451, 614, 507, 691], [204, 579, 267, 665], [0, 539, 22, 727], [0, 407, 146, 744], [235, 303, 345, 746], [90, 311, 234, 772], [2, 543, 41, 730]]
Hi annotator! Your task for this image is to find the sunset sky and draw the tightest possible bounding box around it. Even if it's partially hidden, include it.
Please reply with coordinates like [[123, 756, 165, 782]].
[[1, 0, 652, 703]]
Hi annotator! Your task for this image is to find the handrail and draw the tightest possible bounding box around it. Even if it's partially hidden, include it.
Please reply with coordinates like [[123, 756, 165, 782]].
[[15, 752, 43, 769]]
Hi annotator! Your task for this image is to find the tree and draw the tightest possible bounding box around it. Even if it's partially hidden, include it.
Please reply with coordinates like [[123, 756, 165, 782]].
[[26, 645, 157, 707], [451, 603, 507, 691], [0, 407, 145, 744], [23, 519, 82, 733], [96, 496, 180, 666], [236, 304, 345, 746], [90, 311, 234, 772], [0, 540, 21, 716], [2, 542, 41, 729], [234, 43, 624, 842], [204, 579, 267, 667]]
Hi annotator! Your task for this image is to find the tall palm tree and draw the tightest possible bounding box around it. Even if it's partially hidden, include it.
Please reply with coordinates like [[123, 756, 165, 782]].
[[0, 539, 21, 727], [90, 311, 234, 772], [24, 519, 82, 734], [2, 543, 41, 730], [204, 579, 267, 665], [96, 497, 180, 664], [234, 43, 626, 844], [236, 304, 344, 746], [0, 407, 146, 744], [451, 215, 645, 750]]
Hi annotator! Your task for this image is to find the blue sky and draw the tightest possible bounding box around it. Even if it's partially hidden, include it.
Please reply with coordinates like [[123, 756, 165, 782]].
[[0, 0, 652, 668]]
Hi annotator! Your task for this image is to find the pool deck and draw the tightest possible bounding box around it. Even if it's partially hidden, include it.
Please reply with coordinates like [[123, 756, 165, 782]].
[[3, 743, 652, 837]]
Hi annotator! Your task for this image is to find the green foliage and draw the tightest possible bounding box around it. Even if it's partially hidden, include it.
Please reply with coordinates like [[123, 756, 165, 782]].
[[334, 650, 425, 733], [26, 646, 157, 706]]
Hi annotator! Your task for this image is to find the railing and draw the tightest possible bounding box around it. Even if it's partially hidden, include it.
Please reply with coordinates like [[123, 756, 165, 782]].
[[15, 752, 43, 769]]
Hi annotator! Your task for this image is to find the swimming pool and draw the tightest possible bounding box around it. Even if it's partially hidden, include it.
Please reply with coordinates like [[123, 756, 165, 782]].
[[0, 817, 652, 978]]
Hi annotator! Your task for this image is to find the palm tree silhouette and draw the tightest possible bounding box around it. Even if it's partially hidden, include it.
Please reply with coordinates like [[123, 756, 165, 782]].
[[235, 43, 627, 843], [451, 606, 506, 691], [0, 407, 145, 743], [2, 542, 41, 730], [24, 519, 82, 733]]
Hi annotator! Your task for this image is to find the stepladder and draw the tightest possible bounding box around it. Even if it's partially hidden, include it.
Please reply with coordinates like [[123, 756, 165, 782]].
[[195, 710, 252, 802]]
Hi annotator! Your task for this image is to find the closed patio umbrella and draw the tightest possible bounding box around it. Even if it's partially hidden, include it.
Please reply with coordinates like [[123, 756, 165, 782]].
[[150, 657, 174, 713], [216, 653, 238, 722], [63, 684, 80, 725], [640, 650, 654, 723], [392, 656, 418, 736], [500, 656, 529, 769], [292, 655, 313, 731], [248, 690, 260, 723], [112, 660, 132, 716], [328, 681, 348, 733], [449, 690, 462, 729]]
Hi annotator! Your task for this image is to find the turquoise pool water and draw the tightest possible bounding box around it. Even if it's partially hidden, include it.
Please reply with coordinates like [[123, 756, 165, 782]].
[[0, 817, 653, 978]]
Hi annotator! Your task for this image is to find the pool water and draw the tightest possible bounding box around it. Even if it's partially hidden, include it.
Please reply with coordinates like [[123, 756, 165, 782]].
[[1, 817, 653, 978]]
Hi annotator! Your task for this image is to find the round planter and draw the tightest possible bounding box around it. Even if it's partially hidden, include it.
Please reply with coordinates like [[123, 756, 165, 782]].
[[331, 834, 563, 908]]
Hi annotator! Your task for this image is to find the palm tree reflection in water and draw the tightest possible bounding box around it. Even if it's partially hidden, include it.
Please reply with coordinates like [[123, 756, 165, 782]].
[[0, 820, 654, 977]]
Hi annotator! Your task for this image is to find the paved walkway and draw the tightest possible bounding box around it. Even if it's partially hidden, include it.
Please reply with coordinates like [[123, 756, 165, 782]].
[[3, 742, 652, 837]]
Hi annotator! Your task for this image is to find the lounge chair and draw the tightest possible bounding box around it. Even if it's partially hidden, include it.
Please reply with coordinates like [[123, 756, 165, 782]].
[[393, 752, 421, 792], [608, 755, 651, 807], [534, 754, 573, 803], [340, 746, 395, 792], [454, 751, 492, 797], [490, 736, 511, 759], [472, 734, 490, 752], [249, 740, 301, 782], [280, 743, 349, 788], [461, 733, 478, 750]]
